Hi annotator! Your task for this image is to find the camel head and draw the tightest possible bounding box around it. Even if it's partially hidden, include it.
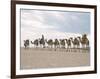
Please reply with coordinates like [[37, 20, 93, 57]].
[[77, 36, 81, 39], [65, 39, 67, 42], [83, 34, 87, 36], [59, 39, 62, 41], [82, 34, 87, 38], [70, 37, 73, 40], [77, 36, 82, 43], [24, 39, 29, 43]]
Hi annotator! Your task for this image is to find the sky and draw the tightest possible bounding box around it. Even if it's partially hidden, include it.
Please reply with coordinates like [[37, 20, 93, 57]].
[[20, 9, 90, 47]]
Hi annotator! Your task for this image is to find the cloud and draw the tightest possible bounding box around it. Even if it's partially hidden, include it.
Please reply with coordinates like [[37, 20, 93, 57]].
[[21, 9, 90, 33]]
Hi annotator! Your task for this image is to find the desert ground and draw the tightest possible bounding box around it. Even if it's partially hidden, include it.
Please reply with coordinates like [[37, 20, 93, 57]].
[[20, 47, 90, 70]]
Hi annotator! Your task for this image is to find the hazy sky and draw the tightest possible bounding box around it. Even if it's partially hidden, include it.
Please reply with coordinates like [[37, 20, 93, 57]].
[[21, 9, 90, 34]]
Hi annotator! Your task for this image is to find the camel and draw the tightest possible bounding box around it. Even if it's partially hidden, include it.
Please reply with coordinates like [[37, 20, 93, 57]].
[[70, 37, 80, 48], [45, 39, 53, 48], [24, 39, 30, 48], [60, 39, 66, 48], [69, 37, 80, 52], [77, 34, 89, 48], [31, 39, 39, 48], [39, 35, 45, 48], [54, 39, 60, 49], [65, 39, 71, 48], [65, 38, 72, 52], [39, 39, 45, 48], [38, 35, 45, 48]]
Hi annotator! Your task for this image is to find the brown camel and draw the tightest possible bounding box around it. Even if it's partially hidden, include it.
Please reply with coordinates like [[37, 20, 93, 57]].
[[45, 39, 53, 48], [77, 34, 89, 48]]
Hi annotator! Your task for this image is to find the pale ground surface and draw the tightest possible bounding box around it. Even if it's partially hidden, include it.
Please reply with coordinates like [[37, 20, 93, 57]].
[[20, 48, 90, 70]]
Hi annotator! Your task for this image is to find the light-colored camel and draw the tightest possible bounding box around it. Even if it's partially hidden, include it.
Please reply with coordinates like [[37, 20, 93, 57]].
[[65, 38, 71, 48], [70, 37, 80, 48], [59, 39, 66, 48]]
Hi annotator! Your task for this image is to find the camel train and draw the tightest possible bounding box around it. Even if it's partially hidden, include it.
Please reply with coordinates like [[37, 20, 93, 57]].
[[23, 34, 89, 51]]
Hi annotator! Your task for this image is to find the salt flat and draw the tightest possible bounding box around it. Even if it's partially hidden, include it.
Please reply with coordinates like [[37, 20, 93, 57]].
[[20, 48, 90, 70]]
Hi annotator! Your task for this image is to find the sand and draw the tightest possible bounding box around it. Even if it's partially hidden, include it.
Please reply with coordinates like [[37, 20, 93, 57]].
[[20, 48, 90, 70]]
